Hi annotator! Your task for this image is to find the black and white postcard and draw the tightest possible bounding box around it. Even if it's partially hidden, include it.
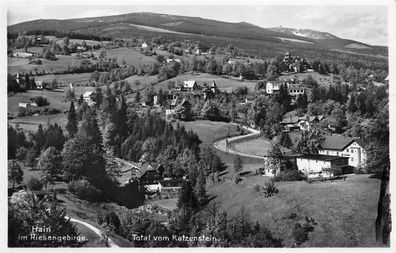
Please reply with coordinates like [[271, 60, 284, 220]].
[[2, 0, 394, 250]]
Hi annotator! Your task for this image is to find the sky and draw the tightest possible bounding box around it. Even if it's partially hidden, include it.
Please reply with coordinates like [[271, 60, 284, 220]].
[[6, 1, 389, 46]]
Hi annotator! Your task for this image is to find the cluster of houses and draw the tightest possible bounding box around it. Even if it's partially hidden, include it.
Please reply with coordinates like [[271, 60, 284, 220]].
[[280, 114, 325, 132], [281, 51, 310, 73]]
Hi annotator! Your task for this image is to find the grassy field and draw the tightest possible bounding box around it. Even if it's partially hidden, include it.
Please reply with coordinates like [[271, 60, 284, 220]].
[[8, 114, 68, 132], [231, 137, 273, 157], [8, 86, 97, 114], [34, 73, 92, 84], [177, 120, 242, 145], [8, 55, 94, 75], [94, 48, 156, 66], [156, 73, 258, 93], [207, 174, 383, 247], [122, 75, 159, 89]]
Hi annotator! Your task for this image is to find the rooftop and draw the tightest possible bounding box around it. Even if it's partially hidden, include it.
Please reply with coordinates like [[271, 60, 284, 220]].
[[319, 135, 355, 150], [298, 154, 349, 161]]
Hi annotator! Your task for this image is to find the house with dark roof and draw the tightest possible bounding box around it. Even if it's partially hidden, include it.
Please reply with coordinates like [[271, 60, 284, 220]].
[[318, 135, 367, 167], [296, 154, 349, 178], [136, 162, 164, 189], [280, 114, 324, 132]]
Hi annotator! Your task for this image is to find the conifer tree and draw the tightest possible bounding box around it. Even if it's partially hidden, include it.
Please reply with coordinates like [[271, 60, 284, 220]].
[[66, 101, 78, 138], [194, 169, 207, 207], [177, 181, 198, 211]]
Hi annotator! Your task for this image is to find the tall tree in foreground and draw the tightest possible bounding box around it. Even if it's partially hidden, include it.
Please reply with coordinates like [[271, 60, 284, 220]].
[[37, 146, 62, 188], [66, 101, 78, 138], [8, 160, 23, 189], [177, 181, 198, 211]]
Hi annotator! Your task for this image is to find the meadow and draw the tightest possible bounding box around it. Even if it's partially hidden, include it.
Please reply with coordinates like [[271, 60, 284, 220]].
[[231, 137, 273, 157], [207, 174, 383, 247], [8, 55, 93, 75]]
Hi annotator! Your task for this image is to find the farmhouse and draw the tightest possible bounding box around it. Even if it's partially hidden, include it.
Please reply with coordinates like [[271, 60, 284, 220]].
[[35, 81, 44, 90], [136, 162, 164, 189], [318, 135, 367, 167], [83, 91, 96, 105], [183, 81, 198, 92], [19, 102, 38, 108], [296, 154, 349, 178], [141, 42, 148, 48], [12, 52, 35, 58]]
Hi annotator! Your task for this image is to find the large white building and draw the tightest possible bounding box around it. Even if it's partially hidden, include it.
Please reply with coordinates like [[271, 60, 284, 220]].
[[318, 135, 367, 168], [296, 154, 349, 178]]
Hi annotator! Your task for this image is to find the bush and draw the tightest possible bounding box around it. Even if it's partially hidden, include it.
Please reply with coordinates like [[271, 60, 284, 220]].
[[292, 217, 317, 246], [263, 181, 279, 197], [354, 165, 366, 174], [273, 170, 307, 182], [67, 179, 102, 202], [27, 177, 43, 191], [31, 96, 49, 106], [97, 211, 121, 234]]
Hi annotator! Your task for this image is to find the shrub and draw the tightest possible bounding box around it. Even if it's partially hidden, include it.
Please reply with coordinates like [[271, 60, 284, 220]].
[[31, 96, 49, 106], [273, 170, 307, 182], [292, 217, 317, 246], [263, 181, 279, 197], [97, 211, 121, 234], [354, 165, 366, 174], [67, 179, 102, 202], [27, 177, 43, 191]]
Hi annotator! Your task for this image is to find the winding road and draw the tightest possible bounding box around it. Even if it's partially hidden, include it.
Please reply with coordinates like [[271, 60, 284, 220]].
[[213, 124, 267, 159], [65, 216, 120, 248]]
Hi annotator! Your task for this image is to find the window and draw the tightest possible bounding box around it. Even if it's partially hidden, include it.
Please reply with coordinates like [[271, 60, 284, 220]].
[[351, 157, 354, 162], [351, 149, 354, 153], [347, 149, 349, 152]]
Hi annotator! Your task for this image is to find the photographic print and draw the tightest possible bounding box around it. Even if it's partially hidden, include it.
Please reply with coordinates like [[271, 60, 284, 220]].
[[5, 0, 392, 249]]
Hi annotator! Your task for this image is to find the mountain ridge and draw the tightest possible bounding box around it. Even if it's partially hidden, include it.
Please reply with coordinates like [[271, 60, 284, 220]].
[[8, 12, 382, 50]]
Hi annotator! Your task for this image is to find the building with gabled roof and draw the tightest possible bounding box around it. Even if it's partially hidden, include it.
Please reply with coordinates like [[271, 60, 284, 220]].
[[183, 80, 198, 92], [318, 135, 367, 167]]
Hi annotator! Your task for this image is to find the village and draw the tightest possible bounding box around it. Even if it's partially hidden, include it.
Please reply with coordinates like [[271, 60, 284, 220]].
[[6, 9, 390, 248]]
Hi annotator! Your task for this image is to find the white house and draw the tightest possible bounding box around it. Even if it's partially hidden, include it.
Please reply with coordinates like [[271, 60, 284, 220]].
[[266, 82, 282, 94], [19, 102, 38, 108], [35, 81, 44, 90], [287, 84, 305, 96], [13, 52, 34, 58], [83, 91, 96, 106], [296, 154, 349, 178], [318, 135, 367, 167], [141, 42, 148, 48], [183, 81, 198, 92]]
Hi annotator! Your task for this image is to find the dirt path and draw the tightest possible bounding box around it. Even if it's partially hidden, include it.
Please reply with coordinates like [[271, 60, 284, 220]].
[[66, 216, 120, 248], [213, 124, 266, 159]]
